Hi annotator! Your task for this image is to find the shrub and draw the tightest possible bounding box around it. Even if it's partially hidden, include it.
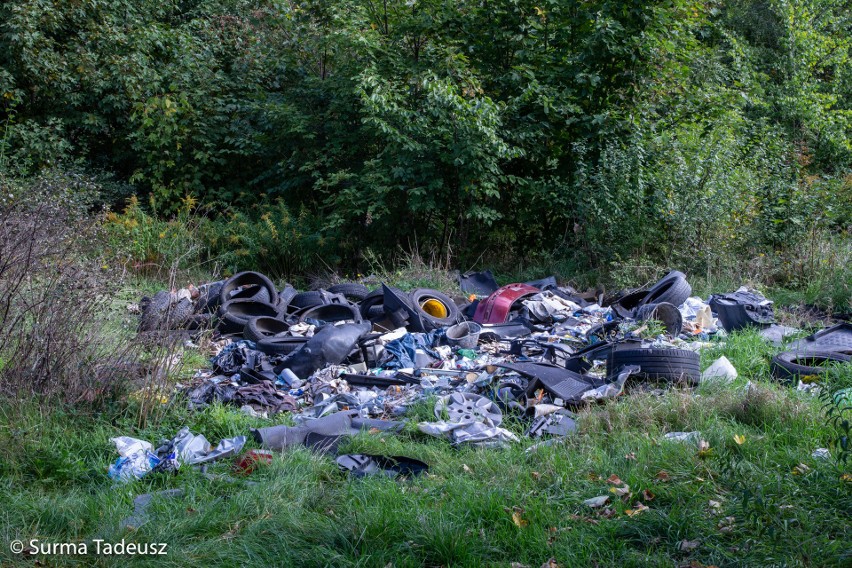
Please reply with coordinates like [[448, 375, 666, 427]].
[[0, 172, 136, 405]]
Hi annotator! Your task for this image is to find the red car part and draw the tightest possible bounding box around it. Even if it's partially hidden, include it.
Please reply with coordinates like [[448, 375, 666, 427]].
[[472, 284, 540, 324]]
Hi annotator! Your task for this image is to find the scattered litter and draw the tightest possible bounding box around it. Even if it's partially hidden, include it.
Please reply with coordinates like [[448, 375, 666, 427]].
[[107, 429, 246, 482], [788, 323, 852, 355], [812, 448, 831, 460], [583, 496, 610, 508], [252, 410, 402, 451], [709, 288, 774, 332], [702, 356, 738, 383], [234, 450, 274, 475], [120, 489, 184, 529], [108, 437, 158, 482], [760, 324, 799, 345], [336, 454, 428, 478], [677, 539, 701, 552], [664, 432, 701, 443]]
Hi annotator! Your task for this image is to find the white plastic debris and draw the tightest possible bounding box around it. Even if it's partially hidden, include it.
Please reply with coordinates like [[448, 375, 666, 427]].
[[664, 431, 701, 443], [108, 437, 158, 482], [812, 448, 831, 460], [584, 495, 610, 508], [759, 324, 799, 345], [701, 356, 738, 383], [240, 405, 268, 419]]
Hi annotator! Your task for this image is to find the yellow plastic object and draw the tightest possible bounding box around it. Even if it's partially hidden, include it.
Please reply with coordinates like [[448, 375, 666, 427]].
[[420, 298, 448, 319]]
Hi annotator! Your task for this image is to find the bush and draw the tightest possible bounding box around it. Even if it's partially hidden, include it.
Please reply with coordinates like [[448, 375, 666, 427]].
[[104, 195, 337, 284], [0, 172, 136, 405]]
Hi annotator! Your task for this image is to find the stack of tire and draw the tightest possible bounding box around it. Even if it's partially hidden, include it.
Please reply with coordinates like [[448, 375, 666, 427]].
[[610, 270, 692, 321], [211, 272, 462, 354], [606, 271, 700, 385], [215, 271, 284, 335]]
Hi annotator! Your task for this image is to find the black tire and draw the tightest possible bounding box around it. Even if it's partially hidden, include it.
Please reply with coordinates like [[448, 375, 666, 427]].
[[194, 280, 225, 313], [256, 336, 309, 356], [359, 286, 407, 322], [359, 288, 385, 320], [219, 271, 277, 305], [609, 348, 700, 385], [770, 350, 851, 384], [611, 289, 648, 318], [296, 303, 363, 324], [289, 290, 324, 310], [278, 284, 298, 311], [244, 316, 290, 343], [635, 302, 683, 336], [228, 284, 272, 303], [637, 271, 692, 310], [327, 283, 370, 302], [217, 299, 282, 335], [408, 288, 460, 329]]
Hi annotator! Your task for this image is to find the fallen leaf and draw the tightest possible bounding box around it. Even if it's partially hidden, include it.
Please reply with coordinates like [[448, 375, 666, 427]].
[[708, 500, 722, 512], [625, 452, 636, 460], [606, 474, 624, 485], [733, 434, 746, 445], [462, 464, 472, 474], [546, 527, 561, 545], [678, 539, 700, 552], [610, 485, 631, 497], [584, 495, 610, 508], [598, 507, 617, 519], [718, 516, 735, 533], [625, 502, 649, 517], [792, 463, 811, 475], [511, 507, 529, 527], [841, 473, 852, 483], [642, 489, 655, 502], [656, 470, 671, 482], [568, 513, 599, 525], [531, 471, 541, 480], [540, 559, 560, 568]]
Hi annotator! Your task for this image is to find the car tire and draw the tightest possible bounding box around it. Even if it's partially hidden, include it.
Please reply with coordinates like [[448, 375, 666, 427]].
[[609, 348, 700, 385], [217, 299, 282, 335], [636, 271, 692, 310], [409, 288, 460, 329], [277, 284, 298, 312], [219, 271, 277, 305], [770, 350, 850, 384], [289, 291, 325, 311], [244, 316, 290, 343], [327, 283, 370, 302]]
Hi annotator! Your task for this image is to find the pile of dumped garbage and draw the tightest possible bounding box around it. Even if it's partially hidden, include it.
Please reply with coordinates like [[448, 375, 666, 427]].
[[120, 269, 850, 480]]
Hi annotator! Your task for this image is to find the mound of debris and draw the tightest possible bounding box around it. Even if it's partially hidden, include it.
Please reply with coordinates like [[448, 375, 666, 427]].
[[135, 270, 848, 452]]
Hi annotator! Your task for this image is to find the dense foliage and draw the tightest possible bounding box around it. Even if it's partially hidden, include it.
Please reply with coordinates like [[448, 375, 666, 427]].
[[1, 0, 850, 286]]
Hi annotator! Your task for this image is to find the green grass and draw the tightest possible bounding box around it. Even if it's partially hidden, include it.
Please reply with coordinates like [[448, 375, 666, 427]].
[[0, 328, 851, 567]]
